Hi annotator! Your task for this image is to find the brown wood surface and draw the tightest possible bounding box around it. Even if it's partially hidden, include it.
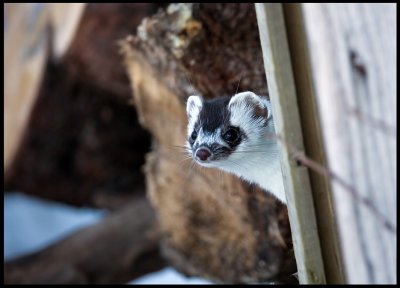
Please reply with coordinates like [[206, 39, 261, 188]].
[[4, 4, 166, 209], [122, 3, 296, 284]]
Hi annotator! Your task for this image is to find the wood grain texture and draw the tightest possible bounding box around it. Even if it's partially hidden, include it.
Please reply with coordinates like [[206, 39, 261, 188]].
[[302, 3, 396, 284], [255, 3, 326, 284], [282, 4, 345, 283]]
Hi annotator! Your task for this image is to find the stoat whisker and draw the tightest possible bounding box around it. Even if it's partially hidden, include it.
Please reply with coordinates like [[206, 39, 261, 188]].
[[179, 156, 194, 163], [234, 73, 243, 96], [184, 73, 199, 95], [223, 157, 245, 171], [184, 159, 196, 179], [172, 146, 193, 156], [185, 92, 287, 204], [237, 144, 277, 149], [230, 161, 245, 171], [232, 150, 271, 153], [174, 147, 190, 152], [172, 145, 190, 150], [176, 150, 192, 156]]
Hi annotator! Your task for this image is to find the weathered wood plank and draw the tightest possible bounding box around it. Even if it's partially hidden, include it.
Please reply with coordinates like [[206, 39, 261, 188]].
[[255, 3, 326, 284], [282, 4, 345, 283], [301, 3, 396, 284]]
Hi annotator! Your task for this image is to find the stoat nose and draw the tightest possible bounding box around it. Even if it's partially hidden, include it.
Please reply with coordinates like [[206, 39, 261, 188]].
[[195, 148, 212, 162]]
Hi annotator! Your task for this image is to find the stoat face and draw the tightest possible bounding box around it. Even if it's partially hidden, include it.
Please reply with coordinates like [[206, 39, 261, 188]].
[[185, 91, 275, 169]]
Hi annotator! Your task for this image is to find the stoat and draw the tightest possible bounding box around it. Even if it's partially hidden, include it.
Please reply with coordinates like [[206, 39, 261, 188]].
[[185, 91, 286, 204]]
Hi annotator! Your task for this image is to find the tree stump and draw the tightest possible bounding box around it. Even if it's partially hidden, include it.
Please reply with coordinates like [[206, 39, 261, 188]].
[[122, 3, 296, 283]]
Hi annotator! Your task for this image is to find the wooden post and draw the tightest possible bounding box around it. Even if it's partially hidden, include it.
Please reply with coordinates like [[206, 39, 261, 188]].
[[255, 3, 326, 284], [301, 3, 396, 284], [282, 4, 345, 283]]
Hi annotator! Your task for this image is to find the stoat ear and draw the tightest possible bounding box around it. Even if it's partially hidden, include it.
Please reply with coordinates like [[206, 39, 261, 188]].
[[186, 95, 203, 118], [229, 92, 270, 119]]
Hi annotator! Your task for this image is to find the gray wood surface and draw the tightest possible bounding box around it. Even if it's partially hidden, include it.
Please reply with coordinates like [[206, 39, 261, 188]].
[[302, 3, 396, 284], [283, 4, 345, 283]]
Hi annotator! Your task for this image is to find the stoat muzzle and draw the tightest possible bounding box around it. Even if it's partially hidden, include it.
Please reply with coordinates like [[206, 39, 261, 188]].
[[186, 91, 287, 204]]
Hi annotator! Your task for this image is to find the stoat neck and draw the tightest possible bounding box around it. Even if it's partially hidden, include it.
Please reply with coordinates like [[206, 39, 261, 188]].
[[223, 142, 287, 204]]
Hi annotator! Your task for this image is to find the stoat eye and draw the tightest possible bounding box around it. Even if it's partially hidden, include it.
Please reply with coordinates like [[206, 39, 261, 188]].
[[223, 127, 239, 143], [190, 130, 198, 141]]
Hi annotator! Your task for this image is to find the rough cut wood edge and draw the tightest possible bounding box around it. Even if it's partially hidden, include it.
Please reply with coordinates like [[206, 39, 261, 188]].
[[255, 3, 326, 284], [282, 4, 345, 284], [4, 197, 165, 284], [49, 3, 86, 59], [4, 3, 86, 171], [4, 4, 49, 170], [302, 3, 396, 284]]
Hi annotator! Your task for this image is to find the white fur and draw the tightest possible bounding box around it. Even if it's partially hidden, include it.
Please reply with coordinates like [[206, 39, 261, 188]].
[[223, 92, 285, 203], [215, 128, 286, 203], [186, 92, 286, 204], [186, 95, 203, 139], [200, 128, 228, 147]]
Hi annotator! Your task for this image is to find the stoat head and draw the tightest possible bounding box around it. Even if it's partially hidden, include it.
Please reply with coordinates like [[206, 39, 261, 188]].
[[185, 91, 274, 168]]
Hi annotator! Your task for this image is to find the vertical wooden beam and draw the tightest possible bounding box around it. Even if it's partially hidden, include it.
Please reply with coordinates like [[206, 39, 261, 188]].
[[282, 4, 345, 284], [255, 3, 326, 284], [301, 3, 396, 284]]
